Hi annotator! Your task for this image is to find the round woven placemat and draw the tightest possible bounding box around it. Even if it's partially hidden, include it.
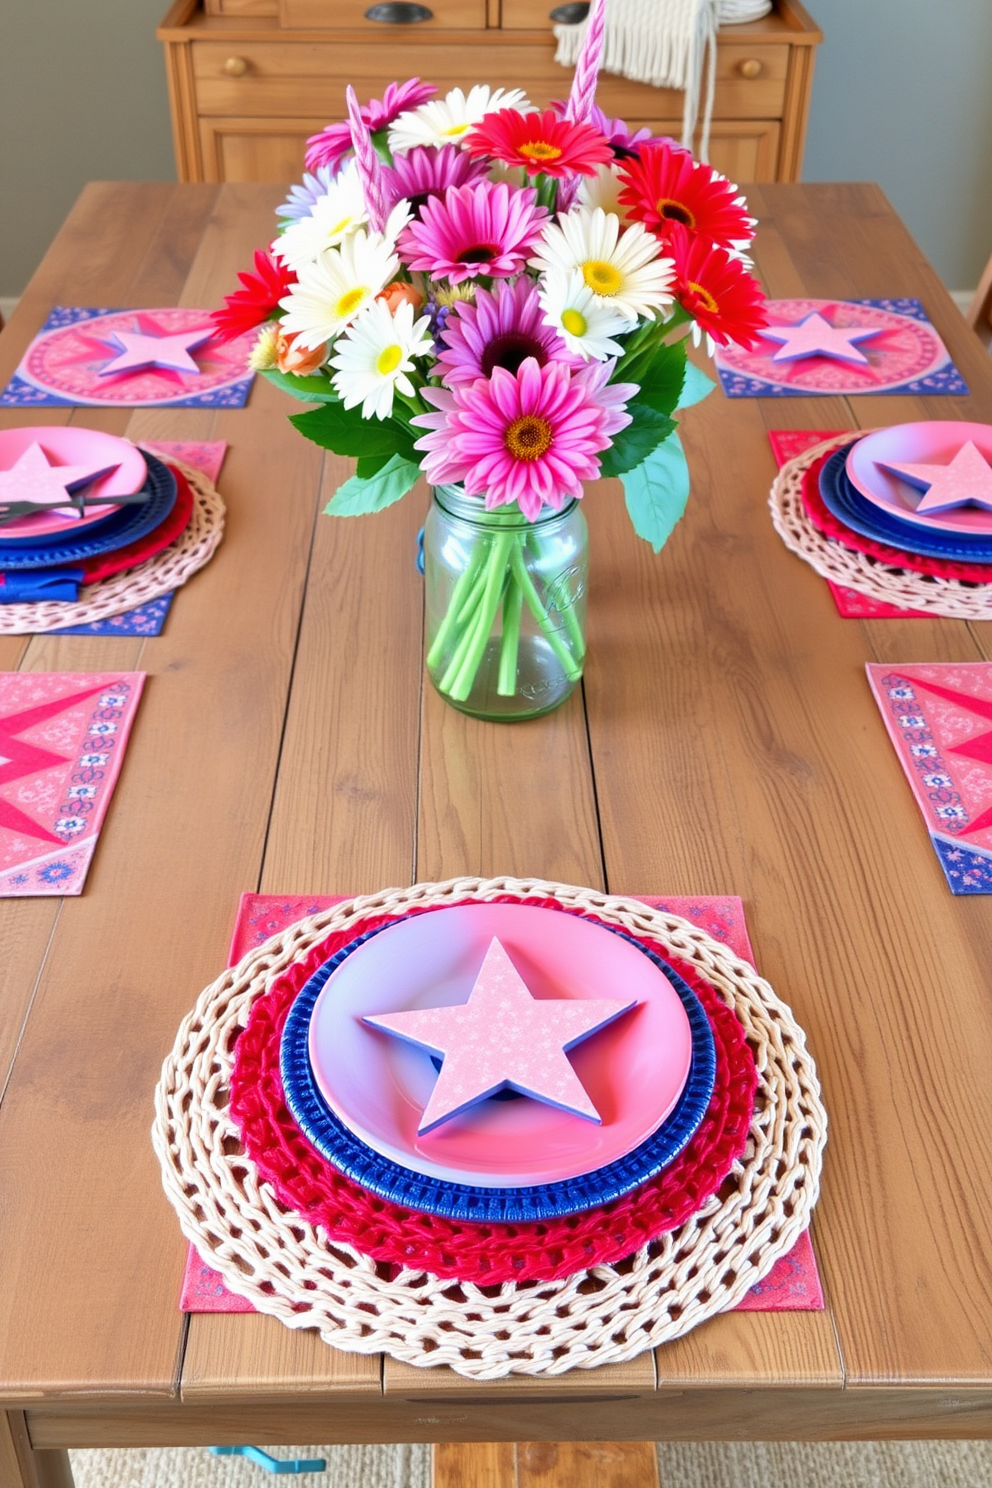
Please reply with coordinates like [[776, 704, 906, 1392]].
[[770, 432, 992, 619], [0, 458, 225, 634], [153, 877, 827, 1379]]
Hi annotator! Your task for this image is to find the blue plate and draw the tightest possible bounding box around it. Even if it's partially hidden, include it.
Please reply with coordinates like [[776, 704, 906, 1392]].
[[819, 445, 992, 563], [0, 455, 177, 570], [280, 916, 717, 1223]]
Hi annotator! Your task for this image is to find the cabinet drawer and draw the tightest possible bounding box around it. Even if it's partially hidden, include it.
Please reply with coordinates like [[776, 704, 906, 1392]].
[[628, 117, 782, 182], [280, 0, 486, 27], [203, 0, 277, 15], [198, 116, 323, 181]]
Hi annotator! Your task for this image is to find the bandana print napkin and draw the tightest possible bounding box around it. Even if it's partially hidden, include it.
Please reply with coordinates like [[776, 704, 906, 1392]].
[[180, 892, 823, 1314]]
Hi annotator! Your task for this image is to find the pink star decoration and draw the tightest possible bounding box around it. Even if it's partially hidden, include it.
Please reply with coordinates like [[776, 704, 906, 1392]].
[[762, 312, 881, 365], [363, 936, 638, 1134], [880, 441, 992, 515], [98, 326, 213, 378], [0, 443, 119, 510]]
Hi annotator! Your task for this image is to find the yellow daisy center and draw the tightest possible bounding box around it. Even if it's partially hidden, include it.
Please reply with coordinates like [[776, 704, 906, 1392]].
[[656, 197, 695, 227], [519, 140, 563, 162], [334, 286, 369, 319], [376, 344, 404, 376], [328, 215, 355, 238], [687, 280, 718, 314], [581, 259, 623, 296], [443, 123, 471, 138], [561, 307, 588, 337], [504, 414, 553, 463]]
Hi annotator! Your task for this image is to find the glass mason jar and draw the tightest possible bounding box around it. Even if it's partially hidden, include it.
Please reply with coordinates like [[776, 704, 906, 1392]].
[[424, 485, 588, 722]]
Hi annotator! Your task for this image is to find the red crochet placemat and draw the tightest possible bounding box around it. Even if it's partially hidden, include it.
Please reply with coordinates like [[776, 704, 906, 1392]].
[[80, 463, 194, 583], [800, 451, 992, 583], [228, 895, 758, 1286]]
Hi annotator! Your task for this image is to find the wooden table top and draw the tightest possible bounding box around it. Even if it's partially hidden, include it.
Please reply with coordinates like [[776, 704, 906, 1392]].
[[1, 182, 992, 1462]]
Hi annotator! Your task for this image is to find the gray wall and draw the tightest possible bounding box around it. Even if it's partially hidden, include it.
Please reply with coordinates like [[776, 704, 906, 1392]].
[[2, 0, 992, 296]]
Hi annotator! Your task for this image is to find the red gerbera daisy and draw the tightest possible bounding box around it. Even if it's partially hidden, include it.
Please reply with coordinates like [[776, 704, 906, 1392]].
[[211, 249, 296, 343], [616, 142, 755, 249], [668, 225, 767, 348], [464, 108, 613, 179]]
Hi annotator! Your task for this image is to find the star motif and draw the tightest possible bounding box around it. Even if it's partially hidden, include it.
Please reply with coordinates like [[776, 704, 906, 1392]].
[[363, 937, 638, 1134], [0, 443, 120, 512], [761, 312, 882, 365], [98, 326, 213, 377], [0, 684, 107, 845], [879, 441, 992, 515]]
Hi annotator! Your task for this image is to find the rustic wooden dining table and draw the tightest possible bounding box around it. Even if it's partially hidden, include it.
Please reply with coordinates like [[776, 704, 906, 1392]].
[[1, 180, 992, 1488]]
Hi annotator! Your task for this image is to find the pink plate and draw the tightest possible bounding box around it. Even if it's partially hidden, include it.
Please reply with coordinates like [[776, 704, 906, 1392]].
[[307, 903, 694, 1186], [0, 426, 147, 538], [846, 422, 992, 535]]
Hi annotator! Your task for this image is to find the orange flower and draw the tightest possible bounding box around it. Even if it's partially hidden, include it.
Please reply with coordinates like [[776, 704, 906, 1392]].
[[377, 281, 424, 313], [276, 329, 328, 375]]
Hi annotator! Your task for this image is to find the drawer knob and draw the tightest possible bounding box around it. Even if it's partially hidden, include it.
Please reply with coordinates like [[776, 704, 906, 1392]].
[[364, 2, 434, 19], [550, 1, 590, 19], [737, 57, 763, 78], [223, 55, 249, 77]]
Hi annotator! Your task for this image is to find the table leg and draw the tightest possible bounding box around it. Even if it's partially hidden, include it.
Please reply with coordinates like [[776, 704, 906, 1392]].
[[1, 1413, 74, 1488], [433, 1442, 660, 1488]]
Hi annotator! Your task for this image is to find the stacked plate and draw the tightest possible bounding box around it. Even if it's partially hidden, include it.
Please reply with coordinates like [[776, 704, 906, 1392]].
[[0, 427, 192, 603], [815, 422, 992, 568]]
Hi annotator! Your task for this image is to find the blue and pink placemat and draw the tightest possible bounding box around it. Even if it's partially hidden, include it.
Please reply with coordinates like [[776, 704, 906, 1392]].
[[180, 891, 824, 1315], [0, 671, 145, 896], [717, 299, 967, 399]]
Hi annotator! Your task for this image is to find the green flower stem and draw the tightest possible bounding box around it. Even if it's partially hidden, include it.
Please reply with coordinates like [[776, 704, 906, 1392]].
[[497, 570, 523, 696], [510, 543, 583, 683], [426, 541, 486, 671], [527, 532, 585, 660], [442, 533, 515, 699], [455, 561, 490, 626]]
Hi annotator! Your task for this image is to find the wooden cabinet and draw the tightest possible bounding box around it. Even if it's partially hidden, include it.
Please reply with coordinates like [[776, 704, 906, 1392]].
[[159, 0, 820, 186]]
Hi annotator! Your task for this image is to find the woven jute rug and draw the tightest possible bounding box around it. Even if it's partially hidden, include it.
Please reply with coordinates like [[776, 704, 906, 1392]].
[[68, 1439, 992, 1488], [153, 876, 827, 1380], [0, 457, 225, 634], [769, 431, 992, 620]]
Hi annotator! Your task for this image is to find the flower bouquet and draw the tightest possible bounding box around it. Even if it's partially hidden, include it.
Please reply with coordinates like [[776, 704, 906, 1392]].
[[214, 0, 766, 718]]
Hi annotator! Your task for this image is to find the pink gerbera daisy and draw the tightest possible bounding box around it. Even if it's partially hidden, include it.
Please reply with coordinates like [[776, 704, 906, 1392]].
[[464, 109, 612, 179], [412, 357, 635, 519], [305, 78, 437, 174], [437, 278, 575, 385], [398, 180, 548, 285], [382, 145, 489, 219]]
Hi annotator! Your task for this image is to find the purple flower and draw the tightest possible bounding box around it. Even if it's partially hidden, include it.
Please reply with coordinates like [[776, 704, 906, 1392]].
[[437, 278, 576, 385], [306, 78, 437, 174], [276, 165, 338, 223], [382, 145, 488, 219]]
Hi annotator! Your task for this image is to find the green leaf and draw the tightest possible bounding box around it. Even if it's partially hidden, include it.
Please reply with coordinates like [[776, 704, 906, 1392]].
[[290, 403, 415, 459], [598, 403, 676, 478], [620, 430, 691, 552], [629, 338, 688, 417], [677, 360, 716, 410], [324, 454, 421, 517], [355, 453, 392, 479], [261, 367, 339, 403]]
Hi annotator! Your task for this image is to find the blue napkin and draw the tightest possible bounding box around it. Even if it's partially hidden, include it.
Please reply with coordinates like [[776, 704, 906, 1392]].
[[0, 568, 85, 602]]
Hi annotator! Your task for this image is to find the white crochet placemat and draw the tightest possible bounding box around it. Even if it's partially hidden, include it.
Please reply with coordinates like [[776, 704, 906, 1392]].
[[769, 432, 992, 620], [154, 877, 827, 1380], [0, 457, 225, 634]]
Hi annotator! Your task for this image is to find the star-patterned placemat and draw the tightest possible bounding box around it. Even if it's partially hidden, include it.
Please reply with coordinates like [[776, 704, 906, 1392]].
[[868, 663, 992, 893], [716, 299, 968, 398], [0, 307, 256, 408], [179, 891, 824, 1314], [0, 672, 145, 895]]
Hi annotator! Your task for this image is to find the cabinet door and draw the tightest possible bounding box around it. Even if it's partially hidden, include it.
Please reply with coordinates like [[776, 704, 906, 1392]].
[[198, 117, 320, 182], [629, 119, 781, 183]]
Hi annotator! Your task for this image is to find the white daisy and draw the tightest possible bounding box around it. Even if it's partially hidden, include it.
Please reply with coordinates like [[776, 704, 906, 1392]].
[[530, 206, 675, 322], [576, 162, 628, 219], [330, 298, 434, 420], [388, 85, 531, 153], [273, 164, 369, 270], [538, 270, 630, 361], [279, 230, 399, 350]]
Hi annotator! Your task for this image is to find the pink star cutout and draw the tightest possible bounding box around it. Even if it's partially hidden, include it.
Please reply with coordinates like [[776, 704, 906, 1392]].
[[363, 937, 637, 1134], [880, 441, 992, 514], [762, 312, 882, 365], [0, 443, 120, 511], [98, 326, 213, 377]]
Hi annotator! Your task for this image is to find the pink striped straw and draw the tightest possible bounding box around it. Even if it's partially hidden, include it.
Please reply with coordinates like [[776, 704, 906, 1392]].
[[345, 85, 388, 234], [565, 0, 607, 125]]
